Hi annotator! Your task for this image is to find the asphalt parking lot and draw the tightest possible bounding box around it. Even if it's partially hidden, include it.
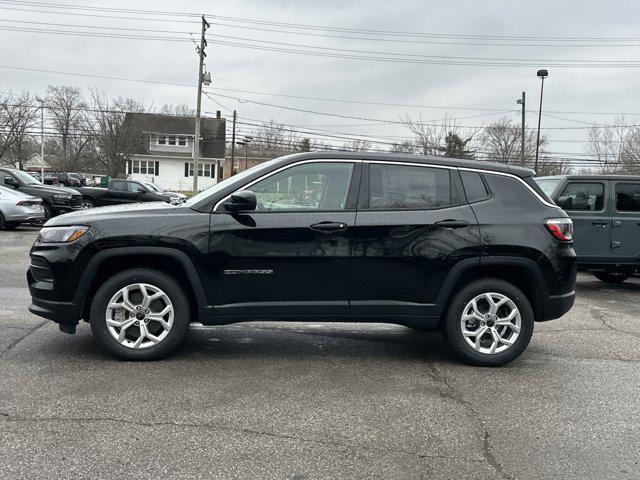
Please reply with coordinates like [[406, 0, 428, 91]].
[[0, 227, 638, 480]]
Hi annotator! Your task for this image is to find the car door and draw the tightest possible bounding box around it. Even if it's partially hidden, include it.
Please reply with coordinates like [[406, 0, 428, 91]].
[[349, 162, 480, 318], [610, 181, 640, 258], [207, 160, 360, 317], [556, 180, 610, 259]]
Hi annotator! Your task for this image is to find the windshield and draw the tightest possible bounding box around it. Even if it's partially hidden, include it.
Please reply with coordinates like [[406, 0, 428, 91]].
[[12, 169, 42, 185], [143, 182, 162, 192], [534, 178, 562, 198], [184, 158, 282, 207]]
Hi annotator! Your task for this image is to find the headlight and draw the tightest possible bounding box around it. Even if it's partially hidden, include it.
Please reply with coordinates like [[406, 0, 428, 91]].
[[53, 193, 72, 201], [38, 226, 89, 243]]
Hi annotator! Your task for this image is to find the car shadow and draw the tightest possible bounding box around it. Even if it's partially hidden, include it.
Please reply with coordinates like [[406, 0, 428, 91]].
[[39, 322, 460, 365]]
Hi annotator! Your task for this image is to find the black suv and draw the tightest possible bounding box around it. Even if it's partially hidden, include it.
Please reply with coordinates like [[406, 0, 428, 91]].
[[536, 175, 640, 283], [28, 153, 576, 366], [0, 167, 83, 220]]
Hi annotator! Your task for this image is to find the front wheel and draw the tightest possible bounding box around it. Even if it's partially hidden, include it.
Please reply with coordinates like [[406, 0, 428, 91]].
[[441, 279, 534, 367], [90, 268, 191, 360], [81, 198, 95, 209], [593, 271, 631, 284]]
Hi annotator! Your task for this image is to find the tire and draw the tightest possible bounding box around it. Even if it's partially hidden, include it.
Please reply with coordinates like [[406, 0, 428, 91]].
[[593, 271, 631, 284], [3, 222, 18, 230], [81, 198, 95, 209], [0, 211, 4, 229], [90, 268, 191, 360], [441, 279, 534, 367], [42, 203, 53, 222]]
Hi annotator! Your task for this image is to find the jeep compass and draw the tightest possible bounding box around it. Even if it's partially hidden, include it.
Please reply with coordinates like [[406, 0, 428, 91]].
[[28, 152, 577, 366]]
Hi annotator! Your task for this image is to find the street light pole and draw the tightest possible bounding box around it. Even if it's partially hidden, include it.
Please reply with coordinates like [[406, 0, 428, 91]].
[[36, 96, 45, 179], [535, 69, 548, 172], [516, 91, 525, 166]]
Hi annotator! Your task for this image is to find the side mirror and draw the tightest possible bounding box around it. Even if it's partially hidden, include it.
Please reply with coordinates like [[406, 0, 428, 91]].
[[556, 196, 572, 210], [224, 190, 257, 212], [4, 176, 16, 187], [136, 187, 145, 193]]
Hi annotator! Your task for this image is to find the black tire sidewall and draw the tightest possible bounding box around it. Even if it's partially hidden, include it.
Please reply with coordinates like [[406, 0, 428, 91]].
[[90, 268, 190, 360], [593, 271, 630, 284], [43, 204, 53, 221], [442, 279, 534, 367], [0, 212, 4, 229]]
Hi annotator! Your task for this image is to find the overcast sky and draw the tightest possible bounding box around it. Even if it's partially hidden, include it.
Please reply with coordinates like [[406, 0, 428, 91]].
[[1, 0, 640, 165]]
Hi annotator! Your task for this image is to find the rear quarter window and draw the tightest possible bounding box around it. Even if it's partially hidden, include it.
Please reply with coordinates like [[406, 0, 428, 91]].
[[460, 171, 490, 202]]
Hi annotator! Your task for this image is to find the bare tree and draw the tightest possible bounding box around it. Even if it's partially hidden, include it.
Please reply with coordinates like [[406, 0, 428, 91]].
[[45, 85, 90, 171], [0, 92, 38, 169], [86, 90, 146, 178], [584, 116, 640, 174], [401, 114, 477, 157], [390, 141, 416, 154], [159, 103, 194, 116], [342, 138, 372, 152], [479, 117, 566, 175], [252, 119, 300, 152]]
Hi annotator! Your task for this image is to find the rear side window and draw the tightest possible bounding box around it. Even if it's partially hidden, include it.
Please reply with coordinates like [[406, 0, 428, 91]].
[[558, 183, 604, 211], [111, 181, 126, 191], [460, 171, 490, 203], [369, 164, 455, 210], [615, 183, 640, 212]]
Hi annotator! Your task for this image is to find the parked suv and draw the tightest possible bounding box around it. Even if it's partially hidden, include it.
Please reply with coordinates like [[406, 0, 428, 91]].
[[0, 167, 83, 220], [28, 153, 576, 366], [536, 175, 640, 283]]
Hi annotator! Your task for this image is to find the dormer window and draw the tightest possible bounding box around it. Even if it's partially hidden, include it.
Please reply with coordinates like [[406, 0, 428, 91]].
[[156, 135, 188, 147]]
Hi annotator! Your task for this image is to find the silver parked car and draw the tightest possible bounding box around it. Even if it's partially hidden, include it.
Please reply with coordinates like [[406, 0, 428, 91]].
[[0, 185, 45, 229]]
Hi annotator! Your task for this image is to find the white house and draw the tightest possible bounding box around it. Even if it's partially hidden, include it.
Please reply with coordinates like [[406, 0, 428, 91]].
[[124, 112, 226, 192]]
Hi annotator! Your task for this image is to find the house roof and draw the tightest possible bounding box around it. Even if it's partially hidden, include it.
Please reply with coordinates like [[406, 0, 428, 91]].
[[126, 112, 226, 158]]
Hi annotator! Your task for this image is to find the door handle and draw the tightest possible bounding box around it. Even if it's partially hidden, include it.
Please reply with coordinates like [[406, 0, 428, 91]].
[[435, 219, 469, 229], [309, 221, 348, 232], [611, 241, 622, 249], [592, 221, 608, 227], [612, 221, 622, 228]]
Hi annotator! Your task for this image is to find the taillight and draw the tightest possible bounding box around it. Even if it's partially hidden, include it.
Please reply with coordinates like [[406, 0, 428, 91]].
[[545, 218, 573, 241], [17, 200, 36, 206]]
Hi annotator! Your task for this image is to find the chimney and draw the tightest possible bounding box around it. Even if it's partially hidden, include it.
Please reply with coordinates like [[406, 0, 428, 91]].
[[216, 110, 221, 119]]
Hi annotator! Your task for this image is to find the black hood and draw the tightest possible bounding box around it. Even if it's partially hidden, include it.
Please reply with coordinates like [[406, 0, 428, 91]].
[[26, 183, 80, 196]]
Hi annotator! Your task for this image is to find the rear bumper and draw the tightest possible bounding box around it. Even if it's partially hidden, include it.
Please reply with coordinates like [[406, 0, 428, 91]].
[[539, 290, 575, 321]]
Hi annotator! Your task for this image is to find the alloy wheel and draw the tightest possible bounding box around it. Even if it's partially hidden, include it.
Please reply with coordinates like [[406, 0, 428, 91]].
[[460, 292, 521, 355], [105, 283, 174, 349]]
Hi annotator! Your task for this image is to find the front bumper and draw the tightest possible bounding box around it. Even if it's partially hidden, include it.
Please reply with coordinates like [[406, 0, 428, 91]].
[[539, 290, 575, 321]]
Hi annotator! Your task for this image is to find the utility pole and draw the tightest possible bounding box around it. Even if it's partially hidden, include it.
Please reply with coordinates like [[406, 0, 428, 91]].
[[192, 15, 210, 193], [36, 96, 45, 178], [516, 92, 525, 166], [230, 110, 237, 176]]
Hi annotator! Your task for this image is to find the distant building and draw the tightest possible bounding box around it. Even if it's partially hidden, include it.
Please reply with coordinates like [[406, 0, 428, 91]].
[[21, 153, 52, 172], [125, 111, 225, 192]]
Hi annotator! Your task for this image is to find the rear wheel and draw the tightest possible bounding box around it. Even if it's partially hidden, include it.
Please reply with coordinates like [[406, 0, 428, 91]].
[[90, 268, 190, 360], [441, 279, 534, 367], [0, 212, 5, 229], [593, 270, 631, 284]]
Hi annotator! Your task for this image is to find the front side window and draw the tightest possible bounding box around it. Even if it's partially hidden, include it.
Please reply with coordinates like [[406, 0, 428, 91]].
[[111, 181, 126, 191], [558, 183, 604, 211], [616, 183, 640, 212], [369, 164, 454, 209], [250, 162, 354, 211]]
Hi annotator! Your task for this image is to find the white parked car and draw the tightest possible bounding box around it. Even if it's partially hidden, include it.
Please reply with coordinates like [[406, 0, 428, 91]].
[[0, 185, 45, 229]]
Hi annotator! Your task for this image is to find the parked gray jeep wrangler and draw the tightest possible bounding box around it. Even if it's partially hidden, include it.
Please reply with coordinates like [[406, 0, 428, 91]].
[[536, 175, 640, 283]]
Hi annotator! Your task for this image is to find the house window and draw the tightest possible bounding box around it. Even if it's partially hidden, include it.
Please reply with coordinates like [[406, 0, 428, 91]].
[[185, 162, 215, 178], [130, 160, 157, 176], [168, 136, 176, 146], [157, 136, 166, 145], [178, 137, 187, 146]]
